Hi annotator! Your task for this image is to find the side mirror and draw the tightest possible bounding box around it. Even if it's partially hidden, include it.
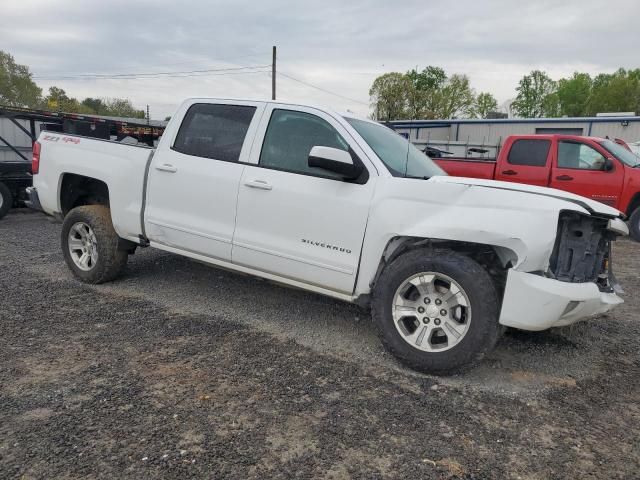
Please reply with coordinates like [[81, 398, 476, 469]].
[[308, 146, 362, 179], [604, 158, 614, 171]]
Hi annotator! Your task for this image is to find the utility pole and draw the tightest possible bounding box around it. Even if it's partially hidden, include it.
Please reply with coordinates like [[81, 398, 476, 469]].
[[272, 45, 276, 100]]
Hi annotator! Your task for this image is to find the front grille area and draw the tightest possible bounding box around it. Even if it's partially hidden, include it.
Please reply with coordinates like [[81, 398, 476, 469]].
[[549, 212, 612, 284]]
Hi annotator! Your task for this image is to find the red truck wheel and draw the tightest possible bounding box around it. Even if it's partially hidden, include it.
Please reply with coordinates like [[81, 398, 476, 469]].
[[629, 208, 640, 242]]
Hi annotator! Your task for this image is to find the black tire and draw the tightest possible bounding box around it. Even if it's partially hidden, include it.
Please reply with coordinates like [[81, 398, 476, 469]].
[[372, 248, 501, 375], [0, 182, 12, 220], [61, 205, 128, 284], [629, 208, 640, 242]]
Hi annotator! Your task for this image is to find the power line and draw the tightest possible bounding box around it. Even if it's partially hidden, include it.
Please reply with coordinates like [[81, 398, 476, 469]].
[[277, 71, 369, 106], [34, 64, 271, 80]]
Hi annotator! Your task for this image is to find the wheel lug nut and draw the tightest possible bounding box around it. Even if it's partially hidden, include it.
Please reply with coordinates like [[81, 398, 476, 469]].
[[424, 298, 431, 304], [418, 307, 425, 313], [435, 299, 442, 305], [440, 309, 447, 316], [434, 318, 441, 325], [423, 317, 430, 324]]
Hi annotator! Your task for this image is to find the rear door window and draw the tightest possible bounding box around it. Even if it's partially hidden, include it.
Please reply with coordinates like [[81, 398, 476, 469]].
[[507, 139, 551, 167], [173, 103, 256, 162]]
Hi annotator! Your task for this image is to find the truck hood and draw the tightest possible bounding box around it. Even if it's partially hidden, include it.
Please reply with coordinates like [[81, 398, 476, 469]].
[[429, 176, 623, 218]]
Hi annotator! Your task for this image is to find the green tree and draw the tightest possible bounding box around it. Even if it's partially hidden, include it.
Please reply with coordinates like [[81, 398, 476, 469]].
[[511, 70, 559, 118], [437, 74, 475, 119], [369, 72, 412, 121], [81, 97, 105, 113], [473, 92, 499, 118], [43, 86, 94, 114], [403, 66, 476, 119], [406, 66, 447, 118], [557, 72, 592, 117], [100, 98, 145, 118], [0, 51, 42, 107], [587, 69, 640, 115]]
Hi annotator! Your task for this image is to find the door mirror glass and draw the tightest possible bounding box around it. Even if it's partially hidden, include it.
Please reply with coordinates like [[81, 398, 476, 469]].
[[604, 158, 614, 171], [308, 146, 362, 179]]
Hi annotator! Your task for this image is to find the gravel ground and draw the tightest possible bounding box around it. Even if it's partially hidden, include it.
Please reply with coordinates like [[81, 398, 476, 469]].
[[1, 209, 639, 479]]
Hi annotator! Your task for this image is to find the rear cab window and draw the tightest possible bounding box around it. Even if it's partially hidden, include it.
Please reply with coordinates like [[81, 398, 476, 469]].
[[507, 139, 551, 167], [173, 103, 256, 162]]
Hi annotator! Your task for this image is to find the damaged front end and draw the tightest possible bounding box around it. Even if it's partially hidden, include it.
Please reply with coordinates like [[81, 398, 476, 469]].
[[548, 211, 626, 294], [498, 210, 626, 331]]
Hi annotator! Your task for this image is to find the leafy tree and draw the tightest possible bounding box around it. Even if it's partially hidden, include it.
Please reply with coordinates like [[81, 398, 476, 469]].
[[0, 51, 42, 107], [557, 72, 592, 117], [405, 66, 447, 118], [369, 72, 412, 121], [399, 66, 476, 119], [587, 69, 640, 115], [473, 92, 499, 118], [511, 70, 559, 118], [438, 74, 475, 119], [81, 97, 105, 113], [43, 86, 94, 114], [100, 98, 145, 119]]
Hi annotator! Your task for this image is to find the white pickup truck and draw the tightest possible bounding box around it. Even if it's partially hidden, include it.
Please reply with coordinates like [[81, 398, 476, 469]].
[[27, 98, 629, 374]]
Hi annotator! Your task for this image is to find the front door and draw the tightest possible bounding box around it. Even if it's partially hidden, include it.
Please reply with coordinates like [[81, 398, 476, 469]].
[[144, 101, 263, 260], [232, 106, 375, 294], [549, 140, 624, 207]]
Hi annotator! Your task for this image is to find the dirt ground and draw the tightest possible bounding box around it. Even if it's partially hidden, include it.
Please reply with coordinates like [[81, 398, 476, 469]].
[[1, 210, 639, 479]]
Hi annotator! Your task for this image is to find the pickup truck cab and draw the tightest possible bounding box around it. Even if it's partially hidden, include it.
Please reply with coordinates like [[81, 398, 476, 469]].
[[433, 135, 640, 240], [28, 98, 628, 374]]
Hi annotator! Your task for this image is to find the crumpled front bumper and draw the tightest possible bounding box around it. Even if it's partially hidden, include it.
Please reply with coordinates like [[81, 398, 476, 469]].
[[498, 269, 623, 331]]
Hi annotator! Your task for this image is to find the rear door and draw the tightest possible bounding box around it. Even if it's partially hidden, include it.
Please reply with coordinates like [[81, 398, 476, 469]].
[[232, 105, 376, 294], [144, 100, 264, 261], [549, 139, 624, 207], [494, 138, 551, 186]]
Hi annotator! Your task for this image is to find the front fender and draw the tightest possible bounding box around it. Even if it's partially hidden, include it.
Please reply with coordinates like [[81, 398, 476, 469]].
[[355, 179, 588, 296]]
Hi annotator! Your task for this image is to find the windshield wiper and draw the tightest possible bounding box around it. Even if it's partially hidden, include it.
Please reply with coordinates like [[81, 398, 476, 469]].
[[404, 175, 430, 180]]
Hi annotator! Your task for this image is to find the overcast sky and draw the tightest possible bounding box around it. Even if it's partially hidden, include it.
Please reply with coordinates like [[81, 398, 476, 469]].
[[2, 0, 638, 119]]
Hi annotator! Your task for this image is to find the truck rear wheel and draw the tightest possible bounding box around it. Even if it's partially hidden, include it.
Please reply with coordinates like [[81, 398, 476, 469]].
[[629, 208, 640, 242], [61, 205, 128, 284], [0, 182, 12, 220], [372, 248, 501, 375]]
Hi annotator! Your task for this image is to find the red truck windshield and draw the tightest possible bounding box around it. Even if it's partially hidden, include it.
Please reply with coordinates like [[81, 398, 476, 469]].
[[600, 139, 640, 167]]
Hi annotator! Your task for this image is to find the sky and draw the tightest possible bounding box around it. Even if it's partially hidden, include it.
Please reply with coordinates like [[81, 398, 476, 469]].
[[1, 0, 639, 119]]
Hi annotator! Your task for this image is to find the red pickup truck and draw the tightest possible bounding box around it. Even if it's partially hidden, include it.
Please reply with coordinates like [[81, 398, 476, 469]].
[[433, 135, 640, 240]]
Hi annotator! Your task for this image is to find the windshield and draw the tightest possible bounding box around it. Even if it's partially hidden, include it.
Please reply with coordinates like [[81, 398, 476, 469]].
[[346, 118, 446, 178], [600, 139, 640, 167]]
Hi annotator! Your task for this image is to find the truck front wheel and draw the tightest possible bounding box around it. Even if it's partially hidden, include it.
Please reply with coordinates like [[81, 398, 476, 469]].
[[61, 205, 128, 284], [629, 208, 640, 242], [372, 248, 501, 375]]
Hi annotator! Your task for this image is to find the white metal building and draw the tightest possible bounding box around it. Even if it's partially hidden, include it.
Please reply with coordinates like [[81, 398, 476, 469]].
[[389, 116, 640, 158]]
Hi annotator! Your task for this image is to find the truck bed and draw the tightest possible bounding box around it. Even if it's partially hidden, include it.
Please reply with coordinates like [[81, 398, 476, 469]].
[[34, 132, 154, 242], [433, 157, 496, 179]]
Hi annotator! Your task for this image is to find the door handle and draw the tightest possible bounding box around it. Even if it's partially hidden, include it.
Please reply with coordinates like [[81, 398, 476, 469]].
[[501, 169, 517, 175], [155, 164, 177, 173], [556, 175, 573, 181], [244, 179, 273, 190]]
